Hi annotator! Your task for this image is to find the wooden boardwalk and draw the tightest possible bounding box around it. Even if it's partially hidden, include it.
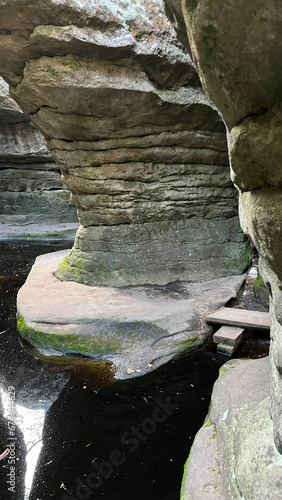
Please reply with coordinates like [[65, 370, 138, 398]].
[[206, 307, 270, 331], [206, 307, 270, 355]]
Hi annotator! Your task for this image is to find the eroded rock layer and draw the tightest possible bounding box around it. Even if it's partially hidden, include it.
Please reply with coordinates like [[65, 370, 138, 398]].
[[0, 78, 77, 225], [0, 0, 248, 286], [182, 0, 282, 477]]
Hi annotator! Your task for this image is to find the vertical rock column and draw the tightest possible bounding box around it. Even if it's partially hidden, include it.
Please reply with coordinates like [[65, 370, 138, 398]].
[[0, 0, 248, 288], [182, 0, 282, 451]]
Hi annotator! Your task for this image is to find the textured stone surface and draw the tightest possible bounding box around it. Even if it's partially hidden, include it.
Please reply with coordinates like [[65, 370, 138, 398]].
[[181, 423, 221, 500], [183, 0, 282, 468], [240, 190, 282, 284], [0, 77, 27, 124], [58, 217, 247, 287], [0, 0, 249, 287], [181, 357, 282, 500], [0, 78, 77, 225], [230, 104, 282, 192], [17, 249, 245, 379], [182, 0, 282, 129]]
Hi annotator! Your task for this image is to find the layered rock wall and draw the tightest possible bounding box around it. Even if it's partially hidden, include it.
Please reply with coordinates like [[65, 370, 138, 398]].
[[0, 0, 249, 286], [182, 0, 282, 459], [0, 78, 77, 225]]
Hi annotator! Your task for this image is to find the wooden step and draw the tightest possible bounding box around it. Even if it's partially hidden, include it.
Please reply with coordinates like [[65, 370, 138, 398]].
[[217, 343, 237, 355], [213, 326, 245, 347], [206, 307, 270, 330]]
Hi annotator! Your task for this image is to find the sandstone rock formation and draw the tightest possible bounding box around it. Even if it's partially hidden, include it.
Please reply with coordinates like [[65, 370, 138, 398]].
[[180, 0, 282, 497], [0, 0, 249, 286], [0, 78, 77, 226], [0, 0, 250, 376], [181, 357, 280, 500], [17, 249, 245, 379]]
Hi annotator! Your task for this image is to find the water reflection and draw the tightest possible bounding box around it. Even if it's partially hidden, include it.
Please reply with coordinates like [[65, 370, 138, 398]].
[[0, 241, 270, 500], [0, 390, 26, 499], [0, 242, 71, 498], [30, 352, 222, 500]]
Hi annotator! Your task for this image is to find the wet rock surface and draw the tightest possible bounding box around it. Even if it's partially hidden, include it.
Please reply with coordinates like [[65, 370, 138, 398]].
[[17, 249, 245, 379]]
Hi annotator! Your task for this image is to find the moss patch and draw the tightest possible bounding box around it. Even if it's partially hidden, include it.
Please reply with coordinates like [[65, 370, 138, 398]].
[[15, 230, 75, 241], [17, 314, 120, 357], [181, 334, 203, 351], [253, 268, 264, 291], [203, 413, 212, 428], [57, 255, 84, 281], [218, 359, 240, 378]]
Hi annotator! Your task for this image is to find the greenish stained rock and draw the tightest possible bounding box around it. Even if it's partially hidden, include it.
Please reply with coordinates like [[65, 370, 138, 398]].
[[253, 267, 269, 308], [17, 313, 121, 358], [182, 0, 282, 470], [17, 250, 246, 379], [182, 0, 282, 128], [201, 24, 220, 70], [0, 0, 248, 289], [181, 421, 221, 500], [55, 218, 249, 287], [0, 0, 251, 382], [230, 105, 282, 191]]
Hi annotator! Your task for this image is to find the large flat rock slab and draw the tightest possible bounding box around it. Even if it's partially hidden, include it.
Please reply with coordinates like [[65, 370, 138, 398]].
[[0, 222, 79, 241], [181, 356, 282, 500], [17, 250, 245, 379]]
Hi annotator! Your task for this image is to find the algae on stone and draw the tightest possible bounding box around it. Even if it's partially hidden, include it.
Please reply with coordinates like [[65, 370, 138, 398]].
[[17, 314, 121, 358]]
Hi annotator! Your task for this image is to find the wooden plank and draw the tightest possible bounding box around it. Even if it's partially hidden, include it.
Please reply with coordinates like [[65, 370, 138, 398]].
[[213, 326, 244, 347], [206, 307, 270, 330]]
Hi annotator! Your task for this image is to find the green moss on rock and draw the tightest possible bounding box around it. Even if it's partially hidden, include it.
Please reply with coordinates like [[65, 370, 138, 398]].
[[253, 267, 269, 307], [218, 359, 240, 378], [17, 314, 120, 357], [253, 270, 264, 291], [57, 255, 84, 281]]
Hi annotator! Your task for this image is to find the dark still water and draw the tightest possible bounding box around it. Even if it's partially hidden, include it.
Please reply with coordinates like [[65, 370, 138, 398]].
[[0, 241, 269, 500]]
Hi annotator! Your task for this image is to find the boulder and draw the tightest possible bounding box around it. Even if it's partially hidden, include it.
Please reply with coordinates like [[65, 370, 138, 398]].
[[17, 249, 246, 378], [0, 1, 249, 367], [181, 357, 282, 500]]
